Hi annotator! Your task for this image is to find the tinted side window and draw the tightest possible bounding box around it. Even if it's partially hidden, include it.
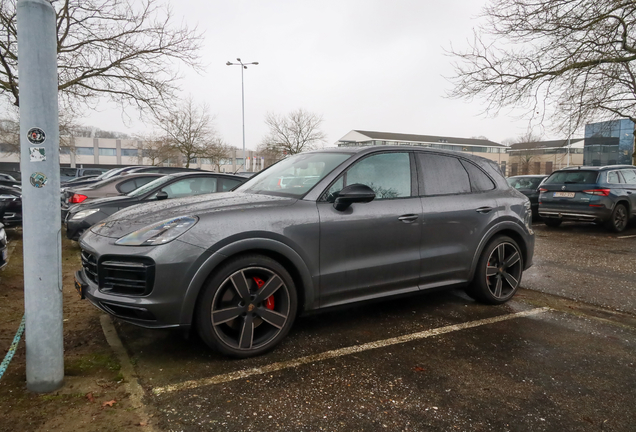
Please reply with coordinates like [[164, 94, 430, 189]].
[[219, 178, 242, 191], [117, 179, 138, 194], [607, 171, 623, 184], [418, 154, 471, 195], [460, 160, 495, 192], [621, 169, 636, 185], [345, 153, 411, 199], [135, 176, 159, 188]]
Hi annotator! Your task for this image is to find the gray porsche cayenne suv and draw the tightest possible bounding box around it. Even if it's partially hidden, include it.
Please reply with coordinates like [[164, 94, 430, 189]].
[[75, 146, 535, 358]]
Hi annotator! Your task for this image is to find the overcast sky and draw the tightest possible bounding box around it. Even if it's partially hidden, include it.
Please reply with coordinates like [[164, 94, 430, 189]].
[[84, 0, 574, 148]]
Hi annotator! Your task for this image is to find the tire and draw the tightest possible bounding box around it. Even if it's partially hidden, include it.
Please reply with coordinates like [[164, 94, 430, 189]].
[[466, 236, 523, 305], [196, 254, 298, 358], [606, 203, 629, 233], [543, 219, 562, 228]]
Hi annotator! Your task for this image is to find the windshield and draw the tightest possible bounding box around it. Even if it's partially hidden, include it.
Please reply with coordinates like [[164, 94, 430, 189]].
[[507, 177, 544, 190], [235, 152, 352, 197], [127, 175, 174, 197], [544, 171, 598, 185]]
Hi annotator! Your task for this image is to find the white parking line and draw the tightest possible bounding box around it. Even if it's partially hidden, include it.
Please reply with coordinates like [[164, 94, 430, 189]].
[[152, 307, 550, 395]]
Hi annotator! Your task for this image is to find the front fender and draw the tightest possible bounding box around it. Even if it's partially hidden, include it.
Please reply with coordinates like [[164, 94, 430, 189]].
[[178, 237, 316, 326]]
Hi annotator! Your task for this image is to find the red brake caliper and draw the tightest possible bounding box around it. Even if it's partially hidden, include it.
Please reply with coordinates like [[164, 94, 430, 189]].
[[253, 277, 275, 310]]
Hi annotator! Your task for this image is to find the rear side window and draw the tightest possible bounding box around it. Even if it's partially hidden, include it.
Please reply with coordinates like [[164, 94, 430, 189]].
[[418, 154, 471, 195], [117, 179, 138, 194], [460, 160, 495, 192], [544, 171, 598, 184], [219, 178, 243, 191], [607, 171, 623, 184]]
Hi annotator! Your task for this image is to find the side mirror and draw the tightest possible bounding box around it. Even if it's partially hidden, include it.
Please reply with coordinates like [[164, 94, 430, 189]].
[[334, 183, 375, 211], [156, 190, 169, 201]]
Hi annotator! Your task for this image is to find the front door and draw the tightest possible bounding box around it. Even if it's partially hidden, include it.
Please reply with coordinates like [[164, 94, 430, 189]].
[[317, 152, 422, 307]]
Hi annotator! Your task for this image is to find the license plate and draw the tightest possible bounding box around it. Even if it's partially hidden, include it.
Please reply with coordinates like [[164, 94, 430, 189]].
[[74, 272, 86, 299], [553, 192, 575, 198]]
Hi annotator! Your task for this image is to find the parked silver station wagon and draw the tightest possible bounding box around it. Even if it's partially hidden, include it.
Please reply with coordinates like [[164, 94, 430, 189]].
[[75, 146, 535, 357]]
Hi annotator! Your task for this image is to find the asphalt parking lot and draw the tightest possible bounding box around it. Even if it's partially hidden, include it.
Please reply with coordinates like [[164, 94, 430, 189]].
[[113, 222, 636, 432]]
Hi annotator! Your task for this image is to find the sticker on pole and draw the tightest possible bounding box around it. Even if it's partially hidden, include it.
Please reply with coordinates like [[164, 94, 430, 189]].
[[29, 147, 46, 162], [27, 127, 46, 145], [29, 172, 48, 188]]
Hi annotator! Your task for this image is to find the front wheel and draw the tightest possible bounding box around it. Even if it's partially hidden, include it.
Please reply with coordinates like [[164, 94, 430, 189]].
[[196, 254, 297, 358], [466, 236, 523, 305], [606, 203, 629, 233]]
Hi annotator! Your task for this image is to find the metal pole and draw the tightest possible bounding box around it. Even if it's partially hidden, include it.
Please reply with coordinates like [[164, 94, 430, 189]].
[[241, 66, 245, 171], [17, 0, 64, 392]]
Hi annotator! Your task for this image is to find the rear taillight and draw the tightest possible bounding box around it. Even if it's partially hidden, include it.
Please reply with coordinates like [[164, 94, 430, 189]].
[[583, 189, 610, 196], [539, 188, 547, 192], [69, 193, 87, 203]]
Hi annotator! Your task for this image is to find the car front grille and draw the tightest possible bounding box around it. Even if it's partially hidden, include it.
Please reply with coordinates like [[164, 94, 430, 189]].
[[80, 249, 155, 296], [99, 259, 155, 296], [81, 251, 98, 284]]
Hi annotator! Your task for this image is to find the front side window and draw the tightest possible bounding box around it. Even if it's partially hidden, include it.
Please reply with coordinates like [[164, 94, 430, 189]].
[[342, 152, 412, 199], [158, 177, 218, 198], [621, 169, 636, 185], [418, 153, 471, 195]]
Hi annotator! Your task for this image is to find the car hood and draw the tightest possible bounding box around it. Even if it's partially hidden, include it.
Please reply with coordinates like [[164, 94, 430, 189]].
[[90, 192, 297, 238]]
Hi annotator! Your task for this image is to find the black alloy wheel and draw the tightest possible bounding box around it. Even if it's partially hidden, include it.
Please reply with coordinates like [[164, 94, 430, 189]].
[[466, 236, 523, 304], [607, 203, 629, 233], [197, 255, 297, 358]]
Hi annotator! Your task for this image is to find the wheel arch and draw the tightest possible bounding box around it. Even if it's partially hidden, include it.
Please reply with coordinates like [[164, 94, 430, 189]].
[[468, 222, 532, 282], [178, 238, 315, 326]]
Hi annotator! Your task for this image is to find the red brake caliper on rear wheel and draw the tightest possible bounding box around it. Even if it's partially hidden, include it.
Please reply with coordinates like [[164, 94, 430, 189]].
[[253, 277, 275, 310]]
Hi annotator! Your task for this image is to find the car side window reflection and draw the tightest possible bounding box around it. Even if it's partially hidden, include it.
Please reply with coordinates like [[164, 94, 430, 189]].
[[326, 153, 411, 201], [150, 177, 218, 199]]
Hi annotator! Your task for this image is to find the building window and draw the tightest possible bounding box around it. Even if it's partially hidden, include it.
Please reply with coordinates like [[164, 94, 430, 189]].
[[76, 147, 94, 156], [99, 148, 116, 156], [121, 149, 138, 157], [60, 147, 71, 155]]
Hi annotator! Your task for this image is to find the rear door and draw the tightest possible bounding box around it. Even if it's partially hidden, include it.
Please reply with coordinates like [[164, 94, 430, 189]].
[[417, 153, 499, 287]]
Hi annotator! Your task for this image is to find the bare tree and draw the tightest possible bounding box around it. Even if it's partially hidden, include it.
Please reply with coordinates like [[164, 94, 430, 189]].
[[0, 0, 202, 114], [155, 97, 219, 168], [448, 0, 636, 137], [199, 139, 231, 172], [509, 132, 544, 174], [261, 109, 326, 155], [138, 133, 176, 166], [0, 108, 78, 157]]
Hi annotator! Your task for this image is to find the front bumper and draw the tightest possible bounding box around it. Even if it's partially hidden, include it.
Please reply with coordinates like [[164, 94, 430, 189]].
[[77, 229, 207, 328]]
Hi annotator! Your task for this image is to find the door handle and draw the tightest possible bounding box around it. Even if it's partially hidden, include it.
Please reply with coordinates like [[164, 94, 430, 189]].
[[476, 206, 493, 214], [398, 214, 419, 223]]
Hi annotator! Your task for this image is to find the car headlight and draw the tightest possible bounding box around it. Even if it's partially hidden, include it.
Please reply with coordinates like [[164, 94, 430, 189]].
[[115, 216, 198, 246], [71, 209, 100, 220]]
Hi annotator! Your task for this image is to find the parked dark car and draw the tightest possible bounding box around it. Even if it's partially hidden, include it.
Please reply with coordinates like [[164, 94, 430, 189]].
[[127, 166, 204, 175], [66, 172, 245, 240], [75, 146, 535, 358], [60, 174, 101, 187], [0, 179, 21, 189], [0, 186, 22, 226], [0, 223, 8, 270], [507, 175, 548, 220], [539, 165, 636, 232], [60, 167, 110, 182]]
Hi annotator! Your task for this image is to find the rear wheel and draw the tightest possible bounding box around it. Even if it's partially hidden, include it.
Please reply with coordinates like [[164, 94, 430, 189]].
[[466, 236, 523, 305], [196, 254, 297, 358], [543, 219, 562, 228], [606, 203, 629, 233]]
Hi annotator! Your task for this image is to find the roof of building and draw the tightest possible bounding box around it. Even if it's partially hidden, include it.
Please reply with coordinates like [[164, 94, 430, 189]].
[[340, 130, 506, 148], [509, 138, 584, 150]]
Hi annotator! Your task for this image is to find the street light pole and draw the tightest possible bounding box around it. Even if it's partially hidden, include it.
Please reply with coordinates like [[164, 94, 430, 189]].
[[226, 58, 258, 171]]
